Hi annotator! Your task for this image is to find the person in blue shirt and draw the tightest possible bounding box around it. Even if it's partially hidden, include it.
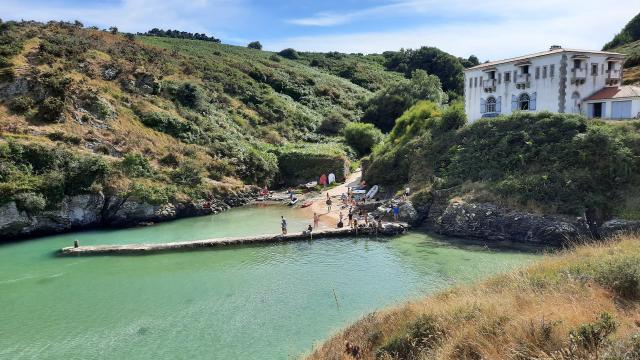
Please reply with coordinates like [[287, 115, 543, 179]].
[[393, 204, 400, 222]]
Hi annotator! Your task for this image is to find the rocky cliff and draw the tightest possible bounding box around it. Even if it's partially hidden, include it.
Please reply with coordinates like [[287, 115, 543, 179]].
[[0, 187, 258, 241]]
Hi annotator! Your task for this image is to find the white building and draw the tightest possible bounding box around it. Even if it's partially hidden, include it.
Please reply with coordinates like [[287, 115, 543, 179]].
[[463, 46, 631, 122]]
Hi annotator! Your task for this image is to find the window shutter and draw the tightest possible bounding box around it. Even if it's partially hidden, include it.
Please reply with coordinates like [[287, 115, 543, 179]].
[[511, 95, 518, 111], [480, 98, 486, 113], [530, 92, 537, 110], [496, 96, 502, 113], [602, 102, 606, 118]]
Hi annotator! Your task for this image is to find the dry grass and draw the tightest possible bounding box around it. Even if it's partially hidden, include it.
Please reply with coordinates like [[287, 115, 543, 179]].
[[307, 234, 640, 360]]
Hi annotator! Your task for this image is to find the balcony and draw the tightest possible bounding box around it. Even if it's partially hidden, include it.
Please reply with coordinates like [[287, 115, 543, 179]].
[[483, 79, 496, 92], [571, 67, 587, 84], [515, 73, 530, 89], [606, 69, 621, 79]]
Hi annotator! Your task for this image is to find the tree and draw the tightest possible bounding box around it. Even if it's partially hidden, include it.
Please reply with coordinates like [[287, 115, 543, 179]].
[[384, 46, 465, 94], [108, 26, 118, 34], [361, 69, 446, 132], [459, 55, 480, 68], [247, 41, 262, 50], [344, 122, 384, 156]]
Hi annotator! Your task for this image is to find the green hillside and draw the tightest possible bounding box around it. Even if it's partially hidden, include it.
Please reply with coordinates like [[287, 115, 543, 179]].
[[0, 20, 414, 210], [605, 12, 640, 84]]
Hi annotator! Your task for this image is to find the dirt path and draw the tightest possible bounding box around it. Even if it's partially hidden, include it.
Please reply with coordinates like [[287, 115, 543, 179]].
[[300, 170, 363, 228]]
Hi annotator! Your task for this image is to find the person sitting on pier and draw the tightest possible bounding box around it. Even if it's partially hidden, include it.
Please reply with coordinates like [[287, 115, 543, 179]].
[[281, 216, 288, 235]]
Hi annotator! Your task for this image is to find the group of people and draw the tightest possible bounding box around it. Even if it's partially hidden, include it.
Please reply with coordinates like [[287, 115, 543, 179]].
[[279, 186, 406, 236]]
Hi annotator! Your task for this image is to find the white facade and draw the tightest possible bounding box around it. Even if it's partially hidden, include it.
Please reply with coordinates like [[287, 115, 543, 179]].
[[464, 47, 625, 122]]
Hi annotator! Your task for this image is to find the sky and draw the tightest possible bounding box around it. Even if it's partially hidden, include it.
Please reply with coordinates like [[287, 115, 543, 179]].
[[2, 0, 640, 61]]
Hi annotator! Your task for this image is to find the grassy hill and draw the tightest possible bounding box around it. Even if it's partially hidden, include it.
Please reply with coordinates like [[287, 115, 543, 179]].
[[610, 40, 640, 85], [308, 234, 640, 360], [0, 20, 406, 211], [604, 12, 640, 85]]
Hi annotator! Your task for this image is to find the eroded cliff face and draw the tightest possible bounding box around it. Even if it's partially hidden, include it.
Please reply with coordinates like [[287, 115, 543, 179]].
[[0, 187, 258, 241], [418, 189, 639, 246]]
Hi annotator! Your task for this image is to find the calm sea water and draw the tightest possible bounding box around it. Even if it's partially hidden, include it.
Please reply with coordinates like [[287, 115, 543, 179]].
[[0, 205, 540, 359]]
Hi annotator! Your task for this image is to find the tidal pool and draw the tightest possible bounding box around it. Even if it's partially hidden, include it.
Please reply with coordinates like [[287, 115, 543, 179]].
[[0, 205, 540, 359]]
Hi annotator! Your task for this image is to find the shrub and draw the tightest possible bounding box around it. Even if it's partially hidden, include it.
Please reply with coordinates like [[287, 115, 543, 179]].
[[344, 122, 384, 156], [14, 192, 46, 213], [121, 153, 153, 178], [275, 143, 348, 186], [174, 83, 204, 109], [247, 41, 262, 50], [8, 96, 35, 113], [278, 48, 299, 60], [38, 97, 65, 122], [569, 313, 617, 357], [171, 160, 204, 186], [318, 112, 348, 135]]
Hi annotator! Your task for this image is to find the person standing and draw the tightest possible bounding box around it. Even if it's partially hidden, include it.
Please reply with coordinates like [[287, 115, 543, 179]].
[[348, 207, 353, 228], [281, 216, 288, 235], [313, 212, 319, 229], [392, 204, 400, 222], [326, 193, 332, 213]]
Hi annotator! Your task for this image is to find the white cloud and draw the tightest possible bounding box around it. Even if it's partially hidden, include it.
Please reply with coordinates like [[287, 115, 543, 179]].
[[273, 0, 640, 59]]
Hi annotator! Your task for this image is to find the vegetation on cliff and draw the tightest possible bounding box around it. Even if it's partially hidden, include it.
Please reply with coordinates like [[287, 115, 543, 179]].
[[308, 234, 640, 360], [365, 107, 640, 220], [605, 12, 640, 85]]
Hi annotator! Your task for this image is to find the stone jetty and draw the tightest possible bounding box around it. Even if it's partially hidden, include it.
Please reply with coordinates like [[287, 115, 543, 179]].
[[59, 222, 410, 256]]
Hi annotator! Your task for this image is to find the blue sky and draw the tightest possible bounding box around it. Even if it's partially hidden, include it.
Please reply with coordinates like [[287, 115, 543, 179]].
[[2, 0, 640, 61]]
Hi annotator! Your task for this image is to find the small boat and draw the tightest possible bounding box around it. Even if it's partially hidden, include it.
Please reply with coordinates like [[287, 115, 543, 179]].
[[300, 201, 313, 208], [305, 181, 318, 188], [366, 185, 379, 199], [288, 197, 299, 206]]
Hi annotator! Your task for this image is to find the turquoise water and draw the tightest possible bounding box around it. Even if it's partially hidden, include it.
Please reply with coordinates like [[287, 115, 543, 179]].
[[0, 205, 540, 359]]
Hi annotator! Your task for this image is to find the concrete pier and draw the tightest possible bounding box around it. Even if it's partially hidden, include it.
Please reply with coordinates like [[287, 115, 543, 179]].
[[59, 223, 410, 256]]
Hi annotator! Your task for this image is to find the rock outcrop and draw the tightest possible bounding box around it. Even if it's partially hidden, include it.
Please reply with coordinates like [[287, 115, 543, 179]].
[[0, 187, 258, 241], [426, 200, 590, 246]]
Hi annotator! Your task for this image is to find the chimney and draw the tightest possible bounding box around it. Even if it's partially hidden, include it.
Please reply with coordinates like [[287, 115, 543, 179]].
[[550, 45, 562, 51]]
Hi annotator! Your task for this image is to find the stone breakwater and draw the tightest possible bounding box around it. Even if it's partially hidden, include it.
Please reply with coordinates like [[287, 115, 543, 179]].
[[0, 187, 259, 241], [59, 223, 410, 256]]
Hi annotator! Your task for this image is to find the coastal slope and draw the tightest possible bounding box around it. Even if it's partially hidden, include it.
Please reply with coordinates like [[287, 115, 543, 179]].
[[307, 234, 640, 359]]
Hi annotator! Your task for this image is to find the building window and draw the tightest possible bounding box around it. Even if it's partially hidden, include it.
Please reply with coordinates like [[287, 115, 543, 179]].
[[469, 78, 473, 88], [486, 97, 496, 113], [591, 63, 598, 76], [543, 66, 547, 79], [498, 72, 502, 84], [474, 77, 478, 87], [535, 67, 540, 79], [519, 93, 530, 110], [521, 65, 529, 74], [573, 59, 581, 70], [550, 64, 555, 77], [505, 72, 511, 82]]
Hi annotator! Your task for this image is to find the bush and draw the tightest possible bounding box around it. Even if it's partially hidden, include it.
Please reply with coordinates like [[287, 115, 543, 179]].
[[121, 153, 153, 178], [8, 96, 35, 113], [38, 97, 65, 122], [171, 160, 204, 186], [247, 41, 262, 50], [344, 122, 384, 156], [174, 83, 204, 109], [278, 48, 299, 60], [14, 192, 46, 213], [378, 315, 445, 359], [569, 313, 617, 356], [318, 112, 348, 135]]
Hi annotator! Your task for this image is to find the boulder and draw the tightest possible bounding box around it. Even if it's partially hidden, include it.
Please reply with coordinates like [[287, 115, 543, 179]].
[[599, 219, 640, 238]]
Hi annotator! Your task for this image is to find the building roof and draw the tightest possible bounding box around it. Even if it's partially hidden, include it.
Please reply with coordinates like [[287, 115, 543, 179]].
[[584, 86, 640, 101], [465, 48, 625, 72]]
